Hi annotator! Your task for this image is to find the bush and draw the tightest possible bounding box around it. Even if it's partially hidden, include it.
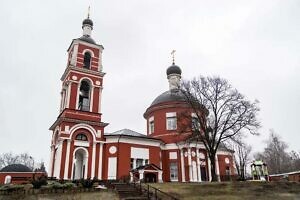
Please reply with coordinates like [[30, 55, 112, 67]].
[[31, 175, 48, 189], [0, 184, 25, 193], [80, 178, 94, 188]]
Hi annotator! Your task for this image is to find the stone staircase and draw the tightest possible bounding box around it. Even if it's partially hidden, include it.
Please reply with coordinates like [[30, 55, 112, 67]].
[[113, 183, 148, 200]]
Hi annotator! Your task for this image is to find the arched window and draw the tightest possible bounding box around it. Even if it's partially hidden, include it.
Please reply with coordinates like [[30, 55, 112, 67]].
[[76, 134, 88, 141], [78, 80, 91, 111], [83, 52, 91, 69]]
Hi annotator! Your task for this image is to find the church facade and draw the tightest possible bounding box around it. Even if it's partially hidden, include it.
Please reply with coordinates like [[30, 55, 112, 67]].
[[48, 16, 235, 183]]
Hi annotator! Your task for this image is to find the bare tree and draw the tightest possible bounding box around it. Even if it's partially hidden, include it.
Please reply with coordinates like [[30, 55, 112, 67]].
[[255, 130, 299, 174], [0, 152, 35, 170], [231, 139, 252, 180], [179, 76, 260, 181]]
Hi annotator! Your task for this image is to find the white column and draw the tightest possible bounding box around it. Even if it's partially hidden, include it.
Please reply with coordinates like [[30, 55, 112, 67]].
[[48, 146, 55, 177], [188, 148, 192, 182], [139, 170, 144, 180], [196, 149, 202, 182], [133, 158, 137, 169], [91, 142, 96, 178], [98, 143, 103, 180], [207, 153, 212, 181], [64, 140, 71, 179], [180, 149, 185, 182], [158, 171, 163, 183], [215, 154, 221, 182], [130, 172, 133, 182], [53, 141, 63, 179]]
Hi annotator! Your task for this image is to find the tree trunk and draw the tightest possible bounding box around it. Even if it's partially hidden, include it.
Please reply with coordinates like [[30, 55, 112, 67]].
[[209, 154, 218, 182]]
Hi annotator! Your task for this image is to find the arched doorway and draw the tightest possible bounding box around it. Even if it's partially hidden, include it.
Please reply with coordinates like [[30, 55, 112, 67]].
[[145, 173, 157, 183], [72, 148, 88, 180]]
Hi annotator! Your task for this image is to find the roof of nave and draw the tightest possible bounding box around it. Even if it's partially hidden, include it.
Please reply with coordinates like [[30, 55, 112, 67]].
[[0, 164, 32, 173], [105, 128, 147, 137]]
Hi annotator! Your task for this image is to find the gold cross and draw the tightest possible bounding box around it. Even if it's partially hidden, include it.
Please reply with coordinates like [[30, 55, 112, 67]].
[[171, 50, 176, 64]]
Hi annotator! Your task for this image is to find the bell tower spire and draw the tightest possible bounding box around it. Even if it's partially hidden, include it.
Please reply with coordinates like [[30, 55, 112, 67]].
[[82, 6, 93, 36]]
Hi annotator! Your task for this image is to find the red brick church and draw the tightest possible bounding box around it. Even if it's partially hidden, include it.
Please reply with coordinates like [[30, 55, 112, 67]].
[[48, 15, 235, 183]]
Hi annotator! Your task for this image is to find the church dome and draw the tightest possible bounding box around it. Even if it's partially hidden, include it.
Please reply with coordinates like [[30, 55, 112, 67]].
[[150, 89, 186, 107], [82, 18, 93, 27], [166, 64, 182, 76], [0, 164, 32, 172]]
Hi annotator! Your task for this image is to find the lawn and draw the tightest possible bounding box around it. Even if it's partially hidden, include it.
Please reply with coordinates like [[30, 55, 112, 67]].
[[0, 191, 119, 200], [151, 181, 300, 200]]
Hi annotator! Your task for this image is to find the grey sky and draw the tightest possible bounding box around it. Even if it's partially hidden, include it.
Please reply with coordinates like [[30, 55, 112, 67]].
[[0, 0, 299, 169]]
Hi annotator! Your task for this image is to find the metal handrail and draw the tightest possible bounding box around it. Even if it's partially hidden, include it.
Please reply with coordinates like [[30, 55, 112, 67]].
[[131, 177, 179, 200]]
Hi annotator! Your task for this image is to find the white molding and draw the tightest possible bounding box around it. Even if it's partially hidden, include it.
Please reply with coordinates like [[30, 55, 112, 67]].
[[166, 112, 176, 117], [69, 123, 97, 141], [105, 137, 161, 147], [74, 140, 90, 147], [82, 49, 95, 57]]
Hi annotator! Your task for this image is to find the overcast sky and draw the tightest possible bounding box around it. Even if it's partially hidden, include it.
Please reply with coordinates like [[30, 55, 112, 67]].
[[0, 0, 299, 169]]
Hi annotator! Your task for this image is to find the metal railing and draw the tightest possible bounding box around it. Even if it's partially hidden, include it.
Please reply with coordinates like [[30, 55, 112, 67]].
[[131, 178, 179, 200]]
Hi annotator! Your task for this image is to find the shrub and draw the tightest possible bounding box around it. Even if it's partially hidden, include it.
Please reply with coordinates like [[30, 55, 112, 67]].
[[31, 175, 48, 189], [80, 178, 94, 188], [0, 184, 25, 194]]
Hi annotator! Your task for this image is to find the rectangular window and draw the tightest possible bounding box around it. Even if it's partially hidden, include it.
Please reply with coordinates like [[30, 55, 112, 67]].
[[167, 117, 177, 130], [170, 162, 178, 181], [136, 159, 143, 168], [149, 121, 154, 134], [149, 116, 154, 134]]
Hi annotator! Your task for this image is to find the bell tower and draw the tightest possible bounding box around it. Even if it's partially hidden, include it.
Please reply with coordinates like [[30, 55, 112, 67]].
[[49, 13, 108, 180]]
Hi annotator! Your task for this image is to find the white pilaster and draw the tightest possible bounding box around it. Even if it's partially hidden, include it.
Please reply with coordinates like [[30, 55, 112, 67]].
[[196, 149, 202, 182], [70, 44, 78, 66], [188, 148, 192, 182], [66, 83, 71, 108], [98, 87, 102, 113], [64, 140, 71, 179], [180, 149, 185, 182], [90, 86, 94, 112], [91, 142, 96, 178], [98, 143, 103, 180]]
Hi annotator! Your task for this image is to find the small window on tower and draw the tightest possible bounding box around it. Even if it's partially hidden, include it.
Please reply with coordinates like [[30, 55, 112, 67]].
[[83, 52, 91, 69], [148, 116, 154, 134], [76, 134, 88, 141], [78, 80, 91, 111], [166, 112, 177, 130]]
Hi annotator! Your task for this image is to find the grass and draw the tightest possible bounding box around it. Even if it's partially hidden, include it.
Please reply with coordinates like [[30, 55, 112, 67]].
[[0, 191, 119, 200], [150, 181, 300, 200]]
